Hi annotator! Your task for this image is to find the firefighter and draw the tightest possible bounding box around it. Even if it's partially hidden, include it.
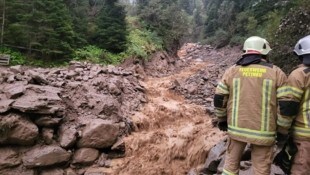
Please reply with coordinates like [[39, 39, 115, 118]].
[[276, 35, 310, 175], [213, 36, 287, 175]]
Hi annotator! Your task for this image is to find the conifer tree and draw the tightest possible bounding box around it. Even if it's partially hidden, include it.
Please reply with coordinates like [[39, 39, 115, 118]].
[[92, 0, 127, 53]]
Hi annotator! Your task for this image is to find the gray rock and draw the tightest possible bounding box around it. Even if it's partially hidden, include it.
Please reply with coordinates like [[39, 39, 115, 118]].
[[42, 128, 54, 145], [97, 153, 108, 167], [40, 169, 64, 175], [202, 139, 227, 173], [77, 119, 119, 149], [22, 145, 71, 168], [0, 148, 21, 169], [72, 148, 99, 165], [10, 65, 22, 74], [59, 126, 77, 149], [4, 84, 25, 99], [65, 168, 77, 175], [0, 166, 36, 175], [7, 75, 15, 83], [0, 113, 38, 146], [27, 70, 48, 85], [34, 116, 62, 127], [0, 99, 14, 113]]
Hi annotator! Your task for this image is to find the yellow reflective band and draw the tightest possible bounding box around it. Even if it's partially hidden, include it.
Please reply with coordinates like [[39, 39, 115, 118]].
[[228, 125, 275, 140], [215, 108, 227, 117], [222, 169, 237, 175], [277, 116, 292, 128], [231, 78, 240, 127], [277, 86, 303, 99], [294, 126, 310, 137], [303, 89, 310, 128], [261, 79, 272, 131], [217, 82, 229, 94]]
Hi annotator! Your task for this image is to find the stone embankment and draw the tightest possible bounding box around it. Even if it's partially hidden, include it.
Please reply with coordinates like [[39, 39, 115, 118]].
[[0, 61, 148, 175]]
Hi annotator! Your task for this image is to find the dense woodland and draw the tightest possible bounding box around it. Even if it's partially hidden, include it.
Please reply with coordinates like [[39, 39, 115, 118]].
[[0, 0, 309, 70]]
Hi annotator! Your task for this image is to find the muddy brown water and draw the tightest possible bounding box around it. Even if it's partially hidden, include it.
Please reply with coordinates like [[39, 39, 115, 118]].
[[105, 60, 225, 175]]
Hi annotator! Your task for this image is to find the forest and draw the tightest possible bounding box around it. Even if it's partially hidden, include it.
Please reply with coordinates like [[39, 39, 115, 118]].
[[0, 0, 309, 70]]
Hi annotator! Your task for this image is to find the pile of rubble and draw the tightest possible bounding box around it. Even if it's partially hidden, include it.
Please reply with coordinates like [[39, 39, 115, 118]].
[[173, 45, 241, 114], [0, 61, 146, 175]]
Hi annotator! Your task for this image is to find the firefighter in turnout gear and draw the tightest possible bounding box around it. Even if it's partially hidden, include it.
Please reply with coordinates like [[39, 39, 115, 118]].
[[276, 35, 310, 175], [213, 36, 287, 175]]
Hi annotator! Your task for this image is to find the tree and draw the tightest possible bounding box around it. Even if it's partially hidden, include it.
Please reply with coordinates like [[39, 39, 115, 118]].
[[0, 0, 5, 46], [92, 0, 128, 53]]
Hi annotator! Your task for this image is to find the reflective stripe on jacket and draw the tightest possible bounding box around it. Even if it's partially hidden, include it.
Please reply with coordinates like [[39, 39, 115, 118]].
[[277, 65, 310, 140], [215, 61, 287, 146]]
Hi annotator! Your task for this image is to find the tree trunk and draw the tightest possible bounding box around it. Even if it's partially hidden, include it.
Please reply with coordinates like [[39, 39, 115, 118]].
[[1, 0, 5, 46]]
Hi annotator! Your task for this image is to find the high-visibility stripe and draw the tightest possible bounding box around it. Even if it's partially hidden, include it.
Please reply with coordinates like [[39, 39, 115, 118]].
[[222, 169, 237, 175], [261, 79, 272, 131], [277, 86, 303, 99], [217, 82, 229, 94], [215, 108, 227, 117], [303, 89, 310, 128], [294, 126, 310, 137], [231, 78, 240, 127], [277, 116, 292, 128], [228, 125, 275, 140]]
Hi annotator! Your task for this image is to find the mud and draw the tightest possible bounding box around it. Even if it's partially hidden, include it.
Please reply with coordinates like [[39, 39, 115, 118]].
[[0, 43, 240, 175]]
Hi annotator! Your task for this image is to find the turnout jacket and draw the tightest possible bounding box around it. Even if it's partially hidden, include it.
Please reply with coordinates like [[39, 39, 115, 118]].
[[277, 65, 310, 141], [214, 59, 287, 146]]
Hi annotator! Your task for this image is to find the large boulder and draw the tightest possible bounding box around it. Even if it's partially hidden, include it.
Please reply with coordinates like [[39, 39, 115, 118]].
[[0, 148, 21, 170], [22, 145, 71, 168], [0, 113, 38, 146], [77, 119, 119, 149], [72, 148, 99, 165]]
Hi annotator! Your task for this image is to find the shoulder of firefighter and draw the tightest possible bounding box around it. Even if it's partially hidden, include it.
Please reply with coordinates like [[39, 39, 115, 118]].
[[214, 62, 287, 146], [277, 65, 310, 140]]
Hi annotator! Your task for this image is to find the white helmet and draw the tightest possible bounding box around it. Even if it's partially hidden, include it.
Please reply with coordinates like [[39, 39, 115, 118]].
[[243, 36, 272, 55], [294, 35, 310, 56]]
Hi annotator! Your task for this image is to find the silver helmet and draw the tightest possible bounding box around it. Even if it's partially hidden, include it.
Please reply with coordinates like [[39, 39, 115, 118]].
[[294, 35, 310, 56]]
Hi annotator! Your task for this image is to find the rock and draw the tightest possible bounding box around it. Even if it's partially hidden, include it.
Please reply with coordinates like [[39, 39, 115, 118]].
[[34, 116, 62, 127], [42, 128, 54, 145], [97, 153, 108, 167], [0, 113, 39, 146], [12, 96, 59, 114], [77, 119, 119, 149], [0, 99, 14, 113], [202, 139, 227, 173], [59, 126, 77, 149], [72, 148, 99, 165], [65, 168, 77, 175], [10, 65, 22, 74], [22, 145, 71, 168], [4, 84, 25, 99], [0, 148, 21, 169], [7, 75, 15, 83], [0, 166, 36, 175], [109, 138, 126, 159], [27, 70, 48, 85], [84, 168, 111, 175], [40, 169, 64, 175]]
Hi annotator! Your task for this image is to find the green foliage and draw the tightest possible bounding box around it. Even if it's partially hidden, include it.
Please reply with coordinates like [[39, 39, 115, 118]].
[[0, 47, 26, 65], [206, 29, 230, 48], [270, 3, 310, 73], [126, 28, 163, 59], [73, 45, 124, 65], [4, 0, 76, 59], [93, 0, 128, 53]]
